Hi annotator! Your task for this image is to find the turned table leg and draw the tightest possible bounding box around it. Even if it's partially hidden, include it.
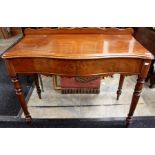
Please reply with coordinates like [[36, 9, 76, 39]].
[[117, 75, 125, 100], [34, 74, 42, 99], [126, 76, 144, 127], [11, 76, 32, 124], [126, 61, 151, 127]]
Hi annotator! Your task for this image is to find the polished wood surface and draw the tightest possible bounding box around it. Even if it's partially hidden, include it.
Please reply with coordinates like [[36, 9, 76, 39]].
[[5, 58, 146, 76], [3, 33, 152, 60], [2, 28, 154, 127]]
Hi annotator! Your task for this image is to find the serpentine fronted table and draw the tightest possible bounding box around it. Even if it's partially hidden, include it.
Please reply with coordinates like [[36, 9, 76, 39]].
[[2, 28, 154, 127]]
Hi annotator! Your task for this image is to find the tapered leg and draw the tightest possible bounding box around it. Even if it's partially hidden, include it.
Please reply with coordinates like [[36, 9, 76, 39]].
[[126, 76, 145, 127], [117, 75, 125, 100], [38, 74, 44, 92], [34, 74, 41, 99], [11, 76, 32, 124]]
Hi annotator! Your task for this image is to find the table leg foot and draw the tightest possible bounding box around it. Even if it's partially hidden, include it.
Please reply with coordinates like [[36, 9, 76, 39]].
[[126, 116, 132, 127], [25, 115, 32, 126]]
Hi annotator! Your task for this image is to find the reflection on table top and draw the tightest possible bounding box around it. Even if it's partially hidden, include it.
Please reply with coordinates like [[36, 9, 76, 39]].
[[3, 34, 153, 59]]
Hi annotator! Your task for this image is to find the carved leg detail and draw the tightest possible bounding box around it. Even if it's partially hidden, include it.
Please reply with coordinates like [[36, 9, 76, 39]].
[[117, 75, 125, 100], [126, 77, 145, 127], [34, 74, 42, 99], [11, 76, 32, 124]]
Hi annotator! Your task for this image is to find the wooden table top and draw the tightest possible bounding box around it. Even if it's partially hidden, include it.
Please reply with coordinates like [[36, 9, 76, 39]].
[[2, 33, 153, 60]]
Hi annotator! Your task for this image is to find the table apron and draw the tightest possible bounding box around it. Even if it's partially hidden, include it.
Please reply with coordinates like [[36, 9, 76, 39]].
[[8, 58, 144, 76]]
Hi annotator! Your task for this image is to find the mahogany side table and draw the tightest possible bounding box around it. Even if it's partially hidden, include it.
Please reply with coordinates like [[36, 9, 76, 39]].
[[2, 28, 154, 127]]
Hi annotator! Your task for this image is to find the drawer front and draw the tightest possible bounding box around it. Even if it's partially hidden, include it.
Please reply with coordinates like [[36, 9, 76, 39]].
[[10, 57, 143, 76]]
